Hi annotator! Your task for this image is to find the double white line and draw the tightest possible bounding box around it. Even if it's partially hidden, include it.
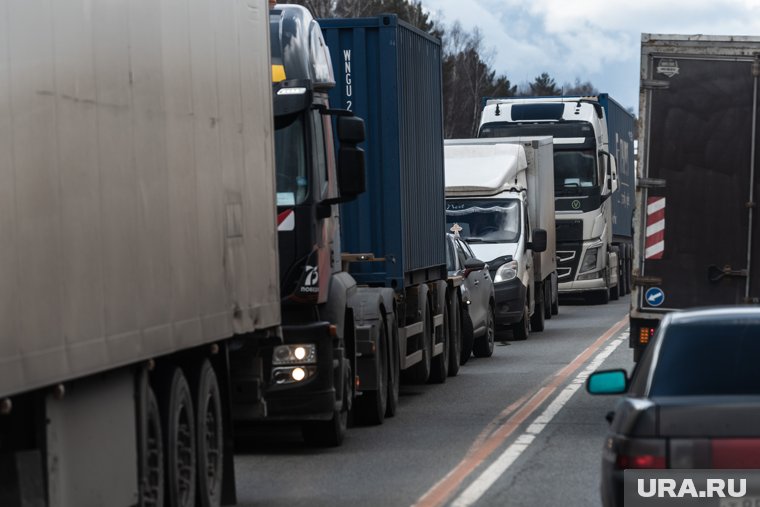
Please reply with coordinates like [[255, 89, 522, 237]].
[[413, 317, 629, 507]]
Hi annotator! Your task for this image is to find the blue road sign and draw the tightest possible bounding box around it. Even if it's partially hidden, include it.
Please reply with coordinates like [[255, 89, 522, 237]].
[[645, 287, 665, 307]]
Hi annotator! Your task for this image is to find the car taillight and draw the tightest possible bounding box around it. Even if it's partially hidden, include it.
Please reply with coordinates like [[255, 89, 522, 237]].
[[613, 438, 667, 469], [616, 454, 667, 469], [711, 439, 760, 468]]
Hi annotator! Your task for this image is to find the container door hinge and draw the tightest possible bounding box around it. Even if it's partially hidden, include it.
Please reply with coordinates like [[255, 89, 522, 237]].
[[708, 264, 748, 283], [642, 79, 670, 90], [637, 178, 667, 189]]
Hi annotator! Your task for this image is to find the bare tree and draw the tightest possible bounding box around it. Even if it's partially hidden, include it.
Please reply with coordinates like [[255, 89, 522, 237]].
[[278, 0, 335, 18], [562, 78, 598, 96]]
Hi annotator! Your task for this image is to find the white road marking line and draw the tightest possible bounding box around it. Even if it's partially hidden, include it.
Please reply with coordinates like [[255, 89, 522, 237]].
[[450, 334, 627, 507]]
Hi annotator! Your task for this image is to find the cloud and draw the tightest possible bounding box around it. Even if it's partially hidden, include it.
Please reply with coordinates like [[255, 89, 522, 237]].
[[423, 0, 760, 110]]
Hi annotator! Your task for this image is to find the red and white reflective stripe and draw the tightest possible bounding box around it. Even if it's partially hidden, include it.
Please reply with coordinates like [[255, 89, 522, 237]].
[[645, 197, 665, 260], [277, 209, 295, 231]]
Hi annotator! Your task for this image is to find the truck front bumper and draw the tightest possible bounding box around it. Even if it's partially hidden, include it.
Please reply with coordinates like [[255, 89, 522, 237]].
[[493, 278, 527, 326], [232, 321, 339, 423], [558, 276, 607, 294]]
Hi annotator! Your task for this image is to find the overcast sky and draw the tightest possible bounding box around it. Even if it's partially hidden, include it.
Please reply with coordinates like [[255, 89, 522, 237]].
[[421, 0, 760, 114]]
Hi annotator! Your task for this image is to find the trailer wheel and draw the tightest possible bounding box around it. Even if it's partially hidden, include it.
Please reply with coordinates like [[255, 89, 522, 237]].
[[385, 312, 400, 417], [447, 292, 462, 377], [354, 318, 388, 425], [530, 284, 546, 332], [139, 381, 164, 507], [302, 357, 350, 446], [429, 300, 450, 383], [402, 299, 432, 384], [512, 304, 530, 341], [473, 305, 495, 358], [160, 368, 196, 507], [193, 360, 223, 507]]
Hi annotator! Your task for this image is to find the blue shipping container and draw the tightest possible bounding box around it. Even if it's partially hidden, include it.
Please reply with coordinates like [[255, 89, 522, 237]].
[[599, 93, 636, 239], [320, 16, 447, 290]]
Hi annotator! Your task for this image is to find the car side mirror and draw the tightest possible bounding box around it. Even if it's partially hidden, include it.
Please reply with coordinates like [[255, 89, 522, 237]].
[[337, 116, 366, 201], [586, 369, 628, 395], [463, 258, 486, 278], [528, 229, 547, 253]]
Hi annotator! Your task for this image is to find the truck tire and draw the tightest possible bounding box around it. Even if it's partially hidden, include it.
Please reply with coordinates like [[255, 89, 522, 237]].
[[159, 368, 197, 507], [543, 281, 552, 320], [551, 288, 559, 316], [447, 293, 462, 377], [429, 302, 450, 383], [530, 285, 546, 332], [610, 280, 620, 301], [139, 380, 164, 507], [354, 319, 388, 425], [385, 313, 400, 418], [302, 358, 350, 446], [512, 304, 530, 341], [401, 299, 432, 384], [472, 305, 495, 358], [192, 360, 223, 507], [459, 308, 474, 365]]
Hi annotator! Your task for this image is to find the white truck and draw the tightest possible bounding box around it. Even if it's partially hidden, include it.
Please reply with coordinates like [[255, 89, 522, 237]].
[[0, 1, 278, 506], [479, 96, 629, 304], [444, 138, 555, 339]]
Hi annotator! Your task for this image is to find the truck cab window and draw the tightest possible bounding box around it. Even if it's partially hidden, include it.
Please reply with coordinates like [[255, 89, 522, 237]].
[[553, 149, 597, 194], [446, 199, 521, 243], [275, 116, 308, 205], [311, 110, 329, 199]]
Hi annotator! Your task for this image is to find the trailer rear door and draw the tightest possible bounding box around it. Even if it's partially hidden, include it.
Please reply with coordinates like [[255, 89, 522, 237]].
[[640, 44, 760, 310]]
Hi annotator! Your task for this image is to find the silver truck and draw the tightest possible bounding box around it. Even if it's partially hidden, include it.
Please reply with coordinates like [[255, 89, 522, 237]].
[[0, 1, 278, 506]]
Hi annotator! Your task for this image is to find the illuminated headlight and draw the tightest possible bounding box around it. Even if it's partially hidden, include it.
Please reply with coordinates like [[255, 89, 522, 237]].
[[494, 260, 518, 283], [272, 344, 317, 365], [277, 87, 307, 96], [272, 366, 317, 385], [579, 247, 600, 273]]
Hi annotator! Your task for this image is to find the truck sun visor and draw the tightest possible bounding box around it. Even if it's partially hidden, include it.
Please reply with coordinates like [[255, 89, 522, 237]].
[[270, 5, 335, 90]]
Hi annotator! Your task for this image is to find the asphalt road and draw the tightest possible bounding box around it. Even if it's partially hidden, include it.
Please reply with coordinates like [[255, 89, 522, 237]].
[[234, 295, 633, 507]]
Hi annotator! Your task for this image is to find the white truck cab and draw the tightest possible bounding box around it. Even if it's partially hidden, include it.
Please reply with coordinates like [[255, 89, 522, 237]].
[[444, 141, 552, 339], [479, 97, 619, 304]]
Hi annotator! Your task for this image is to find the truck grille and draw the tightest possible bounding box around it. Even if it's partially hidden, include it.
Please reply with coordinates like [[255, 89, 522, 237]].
[[557, 244, 582, 281], [556, 219, 583, 243]]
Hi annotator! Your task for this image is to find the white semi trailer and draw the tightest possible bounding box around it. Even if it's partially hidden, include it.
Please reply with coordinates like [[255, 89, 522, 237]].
[[0, 1, 278, 506]]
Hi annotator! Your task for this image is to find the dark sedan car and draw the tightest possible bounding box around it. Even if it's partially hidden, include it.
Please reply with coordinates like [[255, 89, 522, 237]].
[[446, 233, 496, 365], [587, 307, 760, 507]]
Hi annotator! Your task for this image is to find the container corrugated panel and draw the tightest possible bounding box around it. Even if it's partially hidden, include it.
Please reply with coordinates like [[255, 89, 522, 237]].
[[637, 35, 760, 308], [320, 16, 446, 290], [599, 93, 636, 239], [0, 0, 279, 398]]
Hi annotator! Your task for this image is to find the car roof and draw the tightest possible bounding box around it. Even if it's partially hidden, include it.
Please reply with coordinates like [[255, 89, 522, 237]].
[[667, 306, 760, 325]]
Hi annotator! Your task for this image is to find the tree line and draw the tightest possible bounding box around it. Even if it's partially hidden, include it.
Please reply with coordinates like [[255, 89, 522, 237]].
[[277, 0, 599, 138]]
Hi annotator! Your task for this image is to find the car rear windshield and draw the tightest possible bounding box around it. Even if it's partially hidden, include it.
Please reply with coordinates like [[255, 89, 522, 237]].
[[650, 321, 760, 396]]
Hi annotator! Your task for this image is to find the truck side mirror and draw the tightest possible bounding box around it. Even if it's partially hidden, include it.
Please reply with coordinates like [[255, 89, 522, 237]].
[[337, 116, 366, 201], [608, 155, 619, 193], [529, 229, 547, 253]]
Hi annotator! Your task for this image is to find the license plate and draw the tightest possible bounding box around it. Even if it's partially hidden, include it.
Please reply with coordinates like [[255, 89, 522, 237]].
[[720, 497, 760, 507]]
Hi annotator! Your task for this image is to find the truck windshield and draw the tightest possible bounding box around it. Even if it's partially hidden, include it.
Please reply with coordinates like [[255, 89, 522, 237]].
[[274, 116, 308, 206], [445, 199, 521, 243], [554, 149, 598, 195]]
